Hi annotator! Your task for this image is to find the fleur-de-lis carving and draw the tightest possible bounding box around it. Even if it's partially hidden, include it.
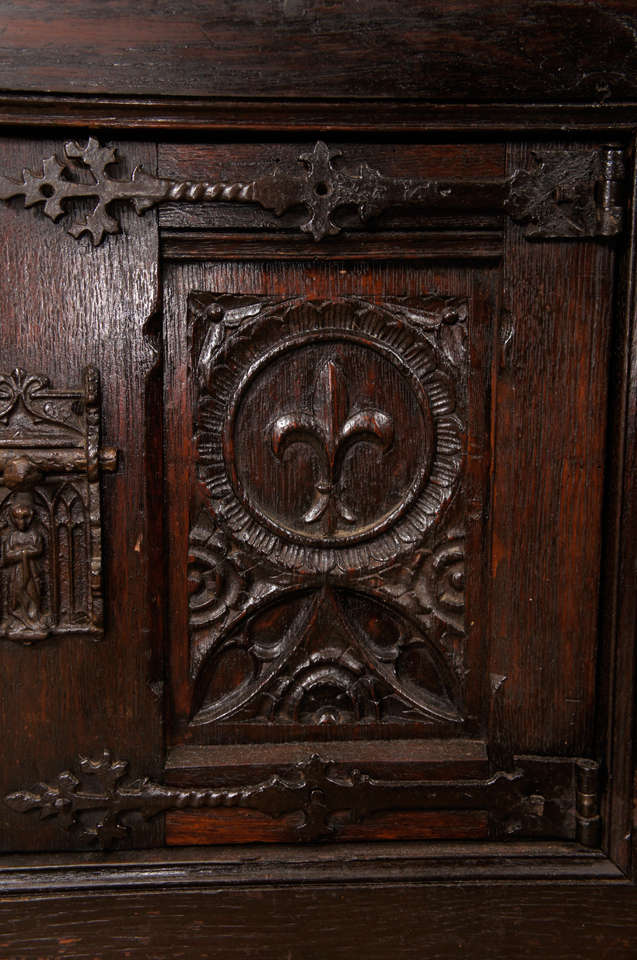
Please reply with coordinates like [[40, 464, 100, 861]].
[[271, 360, 394, 533]]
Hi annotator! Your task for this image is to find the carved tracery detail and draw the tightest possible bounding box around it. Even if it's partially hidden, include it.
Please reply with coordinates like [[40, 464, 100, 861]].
[[0, 366, 117, 643], [191, 585, 461, 727]]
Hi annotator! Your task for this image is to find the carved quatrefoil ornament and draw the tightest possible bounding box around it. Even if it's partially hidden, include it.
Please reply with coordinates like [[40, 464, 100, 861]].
[[193, 296, 465, 575]]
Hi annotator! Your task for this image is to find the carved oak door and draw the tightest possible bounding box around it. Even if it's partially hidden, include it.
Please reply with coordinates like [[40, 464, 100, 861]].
[[0, 136, 620, 859], [1, 5, 637, 955]]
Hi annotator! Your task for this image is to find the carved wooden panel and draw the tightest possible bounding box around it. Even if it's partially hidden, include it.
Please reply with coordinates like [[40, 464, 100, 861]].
[[0, 366, 117, 643], [184, 295, 468, 738]]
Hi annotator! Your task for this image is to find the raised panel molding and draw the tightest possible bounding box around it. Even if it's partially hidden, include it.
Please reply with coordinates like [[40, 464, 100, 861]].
[[0, 366, 117, 643]]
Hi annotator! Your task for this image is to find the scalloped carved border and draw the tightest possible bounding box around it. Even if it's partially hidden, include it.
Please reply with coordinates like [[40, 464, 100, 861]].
[[193, 296, 465, 575]]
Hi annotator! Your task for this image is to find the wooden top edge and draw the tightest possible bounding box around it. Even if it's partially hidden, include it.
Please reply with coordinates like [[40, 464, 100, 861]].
[[0, 94, 635, 132]]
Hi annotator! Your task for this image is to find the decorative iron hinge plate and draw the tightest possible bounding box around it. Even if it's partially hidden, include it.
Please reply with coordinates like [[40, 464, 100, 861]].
[[0, 366, 118, 643], [505, 146, 625, 239], [0, 139, 625, 244], [5, 749, 601, 849]]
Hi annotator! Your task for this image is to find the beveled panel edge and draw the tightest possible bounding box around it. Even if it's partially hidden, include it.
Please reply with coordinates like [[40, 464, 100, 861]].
[[161, 231, 504, 261], [166, 738, 488, 770], [0, 841, 624, 895]]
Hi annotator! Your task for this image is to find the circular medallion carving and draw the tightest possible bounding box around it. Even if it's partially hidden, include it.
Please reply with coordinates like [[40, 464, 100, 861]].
[[197, 299, 463, 573], [228, 337, 433, 545]]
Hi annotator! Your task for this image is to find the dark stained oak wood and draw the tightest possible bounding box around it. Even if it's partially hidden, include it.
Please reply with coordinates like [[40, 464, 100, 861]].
[[163, 256, 496, 761], [0, 4, 635, 955], [157, 141, 506, 234], [0, 842, 625, 891], [488, 141, 614, 758], [2, 95, 637, 133], [164, 738, 490, 782], [599, 131, 637, 875], [164, 807, 488, 844], [161, 231, 504, 261], [0, 366, 117, 644], [187, 296, 467, 734], [1, 882, 636, 960], [0, 1, 637, 105], [0, 138, 163, 852]]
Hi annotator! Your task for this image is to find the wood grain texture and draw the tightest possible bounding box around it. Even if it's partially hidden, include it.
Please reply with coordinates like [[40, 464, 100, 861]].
[[489, 142, 614, 758], [161, 231, 504, 261], [0, 137, 162, 852], [0, 4, 633, 954], [0, 137, 623, 855], [188, 294, 466, 733], [165, 738, 490, 783], [0, 2, 636, 104], [2, 96, 637, 133], [599, 133, 637, 874], [165, 807, 488, 844], [0, 882, 636, 959]]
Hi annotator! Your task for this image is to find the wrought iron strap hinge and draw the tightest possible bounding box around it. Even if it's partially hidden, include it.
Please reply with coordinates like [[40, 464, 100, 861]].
[[5, 750, 601, 850], [0, 138, 625, 244], [505, 146, 625, 239]]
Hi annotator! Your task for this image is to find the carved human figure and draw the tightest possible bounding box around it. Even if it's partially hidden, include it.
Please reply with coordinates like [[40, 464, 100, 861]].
[[1, 491, 47, 638]]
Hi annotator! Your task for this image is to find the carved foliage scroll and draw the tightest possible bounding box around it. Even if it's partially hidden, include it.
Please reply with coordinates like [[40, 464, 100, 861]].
[[0, 367, 117, 643], [188, 296, 467, 732]]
